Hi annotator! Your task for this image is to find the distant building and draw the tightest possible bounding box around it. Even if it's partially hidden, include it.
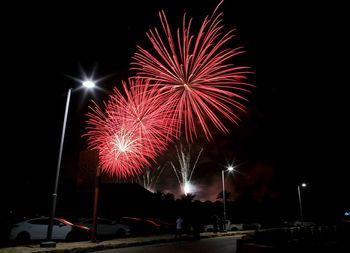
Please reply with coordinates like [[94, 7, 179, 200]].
[[77, 150, 99, 192]]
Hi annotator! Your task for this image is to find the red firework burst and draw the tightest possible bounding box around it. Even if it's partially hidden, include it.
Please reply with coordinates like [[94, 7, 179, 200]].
[[84, 78, 178, 178], [131, 0, 254, 142], [84, 101, 151, 178], [108, 78, 178, 154]]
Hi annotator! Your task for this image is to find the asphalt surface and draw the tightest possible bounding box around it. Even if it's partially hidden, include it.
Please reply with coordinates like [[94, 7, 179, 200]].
[[0, 231, 248, 253]]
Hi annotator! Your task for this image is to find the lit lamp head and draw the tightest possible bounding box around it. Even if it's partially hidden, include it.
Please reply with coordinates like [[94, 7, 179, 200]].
[[82, 80, 96, 89], [301, 183, 307, 188], [227, 166, 234, 172]]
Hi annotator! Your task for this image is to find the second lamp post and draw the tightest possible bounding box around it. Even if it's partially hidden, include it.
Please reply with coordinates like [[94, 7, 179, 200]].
[[222, 165, 234, 231], [297, 182, 307, 226]]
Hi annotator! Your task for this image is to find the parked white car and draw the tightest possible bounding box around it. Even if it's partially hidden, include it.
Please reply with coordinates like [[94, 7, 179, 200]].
[[283, 220, 316, 227], [204, 220, 262, 232], [76, 218, 131, 237], [9, 217, 90, 244], [204, 220, 243, 232]]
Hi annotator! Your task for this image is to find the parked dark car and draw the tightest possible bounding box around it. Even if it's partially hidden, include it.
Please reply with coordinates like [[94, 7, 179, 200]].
[[117, 217, 161, 235], [145, 218, 175, 233], [76, 217, 130, 238]]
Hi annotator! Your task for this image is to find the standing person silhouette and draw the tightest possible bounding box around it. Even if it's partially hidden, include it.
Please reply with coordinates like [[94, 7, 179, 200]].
[[175, 216, 184, 239], [212, 214, 219, 233]]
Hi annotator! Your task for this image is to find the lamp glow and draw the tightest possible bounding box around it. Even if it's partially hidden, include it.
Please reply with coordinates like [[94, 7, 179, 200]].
[[82, 80, 96, 88]]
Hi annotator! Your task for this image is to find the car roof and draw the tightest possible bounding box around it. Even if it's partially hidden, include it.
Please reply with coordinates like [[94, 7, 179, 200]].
[[17, 216, 71, 224]]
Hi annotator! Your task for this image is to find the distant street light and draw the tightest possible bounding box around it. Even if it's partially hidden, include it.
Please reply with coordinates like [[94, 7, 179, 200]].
[[222, 165, 234, 231], [297, 182, 307, 226], [41, 80, 96, 248]]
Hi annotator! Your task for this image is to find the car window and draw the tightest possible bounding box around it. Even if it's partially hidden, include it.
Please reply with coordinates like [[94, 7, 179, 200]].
[[53, 219, 64, 226], [29, 218, 49, 225], [81, 219, 92, 224], [27, 218, 65, 226], [99, 219, 109, 225]]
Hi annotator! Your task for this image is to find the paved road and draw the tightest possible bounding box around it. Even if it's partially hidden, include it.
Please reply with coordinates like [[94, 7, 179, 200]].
[[92, 236, 239, 253]]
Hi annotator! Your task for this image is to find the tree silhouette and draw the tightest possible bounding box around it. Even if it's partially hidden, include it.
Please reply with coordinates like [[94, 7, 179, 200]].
[[180, 193, 196, 204], [217, 190, 231, 201]]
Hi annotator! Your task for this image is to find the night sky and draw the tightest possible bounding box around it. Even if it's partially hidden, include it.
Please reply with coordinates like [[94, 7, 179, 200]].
[[3, 0, 349, 219]]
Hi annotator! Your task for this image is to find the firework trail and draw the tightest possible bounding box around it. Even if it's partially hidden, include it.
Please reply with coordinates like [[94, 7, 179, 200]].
[[170, 143, 204, 195], [135, 164, 166, 192], [84, 78, 177, 178], [131, 0, 254, 142]]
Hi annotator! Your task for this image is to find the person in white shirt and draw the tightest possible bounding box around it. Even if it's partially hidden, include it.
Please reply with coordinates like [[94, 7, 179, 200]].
[[175, 216, 184, 239]]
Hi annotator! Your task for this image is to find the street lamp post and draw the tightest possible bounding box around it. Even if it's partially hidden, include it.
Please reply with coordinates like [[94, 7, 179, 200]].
[[297, 182, 307, 226], [222, 166, 234, 231], [41, 80, 95, 248], [221, 169, 226, 231]]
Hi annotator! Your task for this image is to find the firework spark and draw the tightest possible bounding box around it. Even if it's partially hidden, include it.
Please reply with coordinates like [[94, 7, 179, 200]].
[[135, 164, 166, 192], [108, 78, 178, 154], [170, 143, 204, 195], [131, 0, 254, 142], [84, 102, 151, 178]]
